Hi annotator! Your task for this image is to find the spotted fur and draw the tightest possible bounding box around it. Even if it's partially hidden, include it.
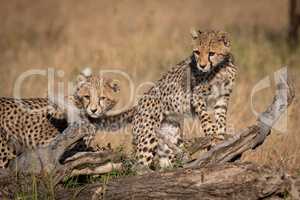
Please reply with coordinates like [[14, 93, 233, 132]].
[[0, 74, 121, 168], [129, 30, 237, 168]]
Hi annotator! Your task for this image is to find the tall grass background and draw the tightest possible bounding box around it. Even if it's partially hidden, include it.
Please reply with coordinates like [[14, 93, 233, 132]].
[[0, 0, 299, 174]]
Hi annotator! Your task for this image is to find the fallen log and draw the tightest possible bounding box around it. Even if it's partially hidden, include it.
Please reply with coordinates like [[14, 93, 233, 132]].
[[2, 162, 295, 200], [85, 162, 292, 200]]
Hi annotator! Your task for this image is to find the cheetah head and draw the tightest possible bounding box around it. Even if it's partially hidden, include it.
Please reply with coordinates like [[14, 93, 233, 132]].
[[191, 30, 231, 72], [72, 73, 120, 118]]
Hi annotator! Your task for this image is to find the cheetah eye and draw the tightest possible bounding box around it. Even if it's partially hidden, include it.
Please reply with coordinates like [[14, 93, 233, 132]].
[[193, 49, 200, 55], [209, 52, 215, 56], [100, 97, 114, 105], [99, 97, 107, 101], [83, 95, 90, 99]]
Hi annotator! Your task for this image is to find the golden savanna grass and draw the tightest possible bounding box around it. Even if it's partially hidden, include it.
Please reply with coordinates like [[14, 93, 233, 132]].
[[0, 0, 299, 173]]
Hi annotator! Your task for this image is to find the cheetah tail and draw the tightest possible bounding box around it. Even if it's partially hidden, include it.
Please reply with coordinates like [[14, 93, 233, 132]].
[[91, 106, 136, 132]]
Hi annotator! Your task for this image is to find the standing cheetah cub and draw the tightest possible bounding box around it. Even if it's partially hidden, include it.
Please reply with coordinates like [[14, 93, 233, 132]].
[[128, 30, 237, 168], [0, 72, 121, 168]]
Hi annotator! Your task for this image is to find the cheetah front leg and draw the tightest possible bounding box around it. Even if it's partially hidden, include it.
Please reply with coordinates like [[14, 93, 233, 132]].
[[192, 92, 217, 138], [214, 80, 234, 139], [214, 95, 229, 138], [0, 129, 16, 168]]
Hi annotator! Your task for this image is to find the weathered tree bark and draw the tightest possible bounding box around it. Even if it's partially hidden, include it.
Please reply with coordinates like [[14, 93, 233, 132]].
[[1, 162, 298, 200], [54, 162, 297, 200], [98, 162, 292, 200]]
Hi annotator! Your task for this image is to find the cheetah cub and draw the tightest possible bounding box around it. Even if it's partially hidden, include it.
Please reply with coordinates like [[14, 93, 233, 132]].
[[128, 30, 237, 169], [0, 72, 121, 168]]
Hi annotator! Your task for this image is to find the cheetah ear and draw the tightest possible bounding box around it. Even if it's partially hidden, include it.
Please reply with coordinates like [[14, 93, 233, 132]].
[[76, 74, 88, 86], [218, 31, 230, 47], [190, 29, 204, 39], [107, 79, 120, 93], [197, 30, 203, 35], [190, 28, 199, 40], [76, 68, 92, 86], [81, 67, 92, 77]]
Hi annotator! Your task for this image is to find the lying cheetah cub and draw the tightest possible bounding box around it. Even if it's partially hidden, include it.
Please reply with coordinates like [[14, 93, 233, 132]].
[[0, 72, 120, 168], [127, 30, 237, 168]]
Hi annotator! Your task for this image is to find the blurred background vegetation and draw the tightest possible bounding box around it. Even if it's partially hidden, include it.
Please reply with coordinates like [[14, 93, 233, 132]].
[[0, 0, 299, 173]]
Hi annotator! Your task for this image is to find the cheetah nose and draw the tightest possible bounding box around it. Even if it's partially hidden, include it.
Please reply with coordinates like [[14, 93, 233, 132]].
[[90, 108, 97, 113], [199, 64, 206, 69]]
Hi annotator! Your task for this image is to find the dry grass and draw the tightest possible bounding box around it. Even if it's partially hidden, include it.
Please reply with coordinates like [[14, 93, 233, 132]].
[[0, 0, 299, 173]]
